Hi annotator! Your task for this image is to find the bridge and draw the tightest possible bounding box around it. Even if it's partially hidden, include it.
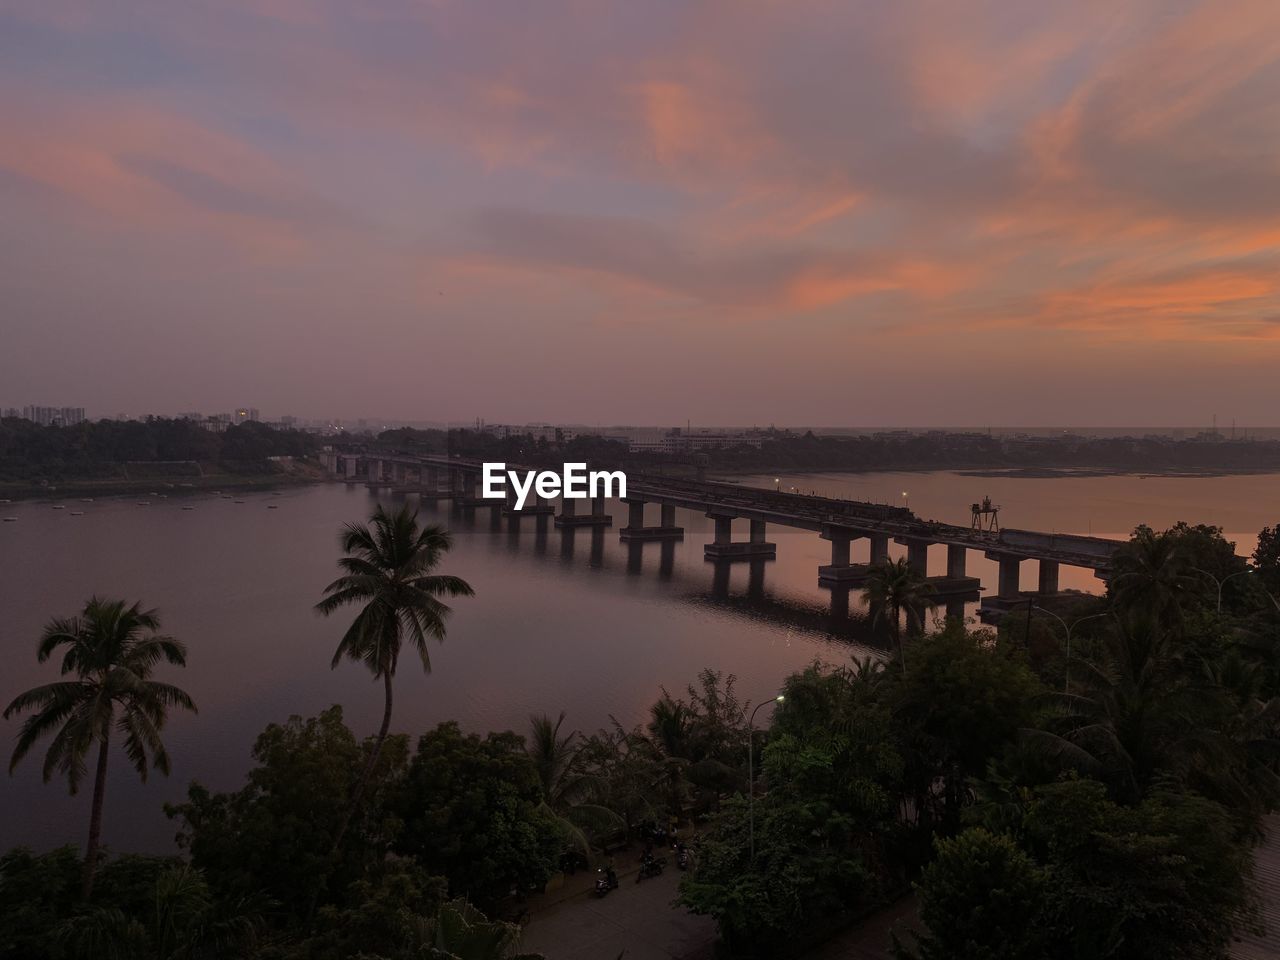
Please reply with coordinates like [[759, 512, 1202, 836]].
[[319, 448, 1124, 614]]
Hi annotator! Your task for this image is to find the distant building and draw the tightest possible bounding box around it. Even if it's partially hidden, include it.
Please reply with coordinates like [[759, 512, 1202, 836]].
[[235, 407, 260, 423], [21, 405, 85, 426]]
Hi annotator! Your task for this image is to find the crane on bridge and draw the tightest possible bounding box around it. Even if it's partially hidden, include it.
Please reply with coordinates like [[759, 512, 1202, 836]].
[[971, 496, 1001, 533]]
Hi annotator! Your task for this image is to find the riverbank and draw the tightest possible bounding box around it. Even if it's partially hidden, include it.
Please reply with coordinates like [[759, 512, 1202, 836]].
[[709, 463, 1280, 482], [0, 460, 327, 501]]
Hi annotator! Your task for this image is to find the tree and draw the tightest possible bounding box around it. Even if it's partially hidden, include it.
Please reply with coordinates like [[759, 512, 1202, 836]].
[[525, 712, 621, 856], [898, 828, 1048, 960], [1022, 778, 1258, 960], [3, 598, 195, 898], [679, 790, 875, 954], [1254, 524, 1280, 594], [165, 706, 411, 922], [890, 624, 1041, 831], [394, 722, 563, 910], [862, 558, 936, 667], [409, 898, 544, 960], [316, 503, 474, 856]]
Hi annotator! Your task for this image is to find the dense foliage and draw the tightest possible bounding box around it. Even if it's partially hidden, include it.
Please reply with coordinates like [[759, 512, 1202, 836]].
[[0, 417, 319, 483]]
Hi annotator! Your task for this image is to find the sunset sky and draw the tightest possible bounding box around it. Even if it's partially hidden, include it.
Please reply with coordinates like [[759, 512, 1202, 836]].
[[2, 0, 1279, 426]]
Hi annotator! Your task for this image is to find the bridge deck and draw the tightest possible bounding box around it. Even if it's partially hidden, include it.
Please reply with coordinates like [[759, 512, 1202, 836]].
[[339, 452, 1123, 571]]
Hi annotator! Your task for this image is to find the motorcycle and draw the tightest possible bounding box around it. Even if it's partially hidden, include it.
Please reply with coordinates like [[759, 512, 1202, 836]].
[[636, 854, 667, 883], [674, 841, 691, 871], [594, 867, 619, 897]]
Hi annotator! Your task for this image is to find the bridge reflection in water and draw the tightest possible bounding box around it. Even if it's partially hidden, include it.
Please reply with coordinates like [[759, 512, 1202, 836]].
[[337, 448, 1118, 627], [393, 482, 980, 652]]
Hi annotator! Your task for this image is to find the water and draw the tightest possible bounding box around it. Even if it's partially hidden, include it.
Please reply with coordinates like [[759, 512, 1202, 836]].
[[1, 472, 1277, 853]]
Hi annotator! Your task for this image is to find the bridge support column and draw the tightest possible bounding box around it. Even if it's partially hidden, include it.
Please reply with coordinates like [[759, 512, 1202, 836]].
[[620, 498, 683, 541], [868, 532, 890, 564], [1038, 559, 1060, 594], [990, 555, 1023, 598], [947, 544, 967, 579], [900, 538, 931, 576], [555, 494, 612, 527], [819, 525, 870, 585], [704, 512, 775, 561], [627, 499, 645, 529]]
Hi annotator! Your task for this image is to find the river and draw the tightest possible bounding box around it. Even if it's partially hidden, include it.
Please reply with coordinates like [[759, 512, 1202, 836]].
[[2, 471, 1277, 852]]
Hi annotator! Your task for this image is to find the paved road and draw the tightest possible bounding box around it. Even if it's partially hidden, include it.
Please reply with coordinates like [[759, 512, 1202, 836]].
[[516, 866, 716, 960]]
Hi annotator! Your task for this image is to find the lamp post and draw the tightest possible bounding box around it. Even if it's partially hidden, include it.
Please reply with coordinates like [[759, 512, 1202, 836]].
[[748, 694, 785, 861], [1032, 606, 1109, 693], [901, 490, 910, 509], [1190, 567, 1254, 614]]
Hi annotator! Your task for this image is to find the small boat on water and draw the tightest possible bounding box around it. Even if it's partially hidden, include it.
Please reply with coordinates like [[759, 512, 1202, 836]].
[[137, 501, 151, 506], [70, 511, 84, 516], [234, 500, 245, 504], [52, 505, 66, 510], [3, 517, 17, 522], [267, 504, 278, 509], [80, 498, 94, 502], [182, 506, 195, 511]]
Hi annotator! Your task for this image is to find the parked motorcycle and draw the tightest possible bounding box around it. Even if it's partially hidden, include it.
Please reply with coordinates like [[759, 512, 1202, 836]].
[[674, 841, 691, 871], [594, 866, 619, 897], [636, 853, 667, 883]]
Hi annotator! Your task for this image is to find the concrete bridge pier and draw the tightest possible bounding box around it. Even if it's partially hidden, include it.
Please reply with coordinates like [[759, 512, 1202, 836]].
[[1038, 559, 1060, 594], [895, 537, 932, 576], [945, 596, 968, 621], [503, 491, 556, 519], [818, 525, 870, 585], [868, 532, 890, 564], [619, 498, 684, 542], [555, 494, 613, 527], [704, 512, 776, 561], [947, 544, 967, 579], [983, 552, 1024, 598]]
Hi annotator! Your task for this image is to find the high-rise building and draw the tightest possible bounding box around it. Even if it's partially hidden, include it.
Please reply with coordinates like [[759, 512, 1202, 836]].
[[21, 405, 85, 426]]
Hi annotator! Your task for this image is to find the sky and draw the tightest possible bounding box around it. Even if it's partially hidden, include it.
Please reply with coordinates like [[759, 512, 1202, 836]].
[[2, 0, 1279, 427]]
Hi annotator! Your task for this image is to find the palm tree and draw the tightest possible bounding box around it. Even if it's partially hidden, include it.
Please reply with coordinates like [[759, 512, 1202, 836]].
[[1109, 526, 1203, 627], [3, 597, 195, 898], [861, 557, 936, 667], [526, 712, 621, 857], [316, 503, 474, 854]]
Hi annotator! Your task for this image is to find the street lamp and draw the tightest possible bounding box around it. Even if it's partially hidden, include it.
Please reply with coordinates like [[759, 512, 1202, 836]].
[[748, 694, 785, 861], [1190, 567, 1254, 614], [901, 490, 909, 509], [774, 478, 781, 491], [1032, 606, 1109, 693]]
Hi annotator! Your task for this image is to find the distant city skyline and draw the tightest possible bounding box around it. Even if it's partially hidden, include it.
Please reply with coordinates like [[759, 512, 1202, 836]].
[[2, 2, 1279, 424]]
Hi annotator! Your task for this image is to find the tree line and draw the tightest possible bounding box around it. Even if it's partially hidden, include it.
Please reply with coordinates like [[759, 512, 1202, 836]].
[[0, 418, 320, 483]]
